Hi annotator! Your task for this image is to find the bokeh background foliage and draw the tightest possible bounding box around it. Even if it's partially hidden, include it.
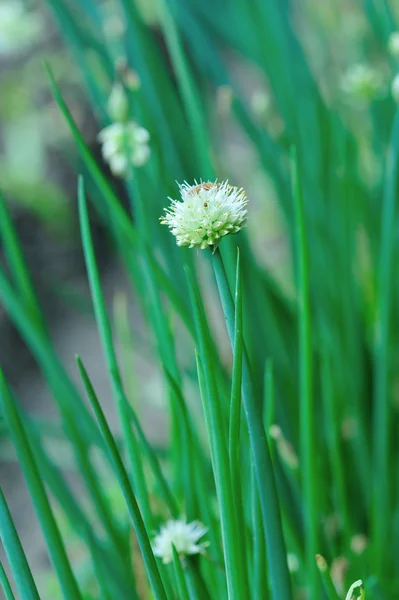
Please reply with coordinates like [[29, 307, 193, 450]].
[[1, 0, 399, 598]]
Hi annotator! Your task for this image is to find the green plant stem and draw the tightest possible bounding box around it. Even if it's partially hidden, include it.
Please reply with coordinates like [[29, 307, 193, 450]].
[[316, 557, 340, 600], [76, 357, 167, 600], [291, 150, 319, 600], [0, 563, 15, 600], [0, 491, 40, 600], [158, 0, 213, 178], [0, 374, 83, 600], [78, 178, 153, 530], [212, 247, 292, 600], [172, 547, 191, 600], [373, 109, 399, 574], [188, 272, 249, 600], [0, 192, 47, 336], [321, 354, 352, 538], [252, 464, 269, 600]]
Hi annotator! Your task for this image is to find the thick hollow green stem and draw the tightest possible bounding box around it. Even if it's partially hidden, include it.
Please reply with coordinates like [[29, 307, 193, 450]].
[[187, 267, 250, 600], [291, 151, 319, 599], [373, 109, 399, 573], [212, 247, 292, 600]]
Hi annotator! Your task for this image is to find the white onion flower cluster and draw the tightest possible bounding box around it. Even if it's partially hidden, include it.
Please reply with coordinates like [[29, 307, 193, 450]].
[[98, 83, 150, 177], [152, 519, 209, 564], [161, 180, 248, 250], [341, 64, 384, 104], [98, 122, 150, 177]]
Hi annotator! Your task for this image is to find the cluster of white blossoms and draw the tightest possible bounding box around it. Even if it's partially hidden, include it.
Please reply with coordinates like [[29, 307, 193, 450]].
[[0, 0, 43, 56], [152, 518, 209, 564], [161, 180, 248, 250], [98, 83, 150, 177], [341, 64, 384, 104], [98, 122, 150, 176]]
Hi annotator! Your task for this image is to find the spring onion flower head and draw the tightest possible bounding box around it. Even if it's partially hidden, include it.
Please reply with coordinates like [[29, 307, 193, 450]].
[[152, 519, 209, 564], [388, 32, 399, 59], [160, 180, 248, 250], [341, 64, 383, 104], [345, 580, 364, 600], [392, 73, 399, 103], [98, 122, 150, 177], [107, 83, 129, 123], [0, 0, 43, 56]]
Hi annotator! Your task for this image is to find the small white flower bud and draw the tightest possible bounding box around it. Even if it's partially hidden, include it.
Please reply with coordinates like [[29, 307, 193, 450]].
[[107, 83, 129, 123], [331, 557, 348, 595], [216, 85, 234, 117], [287, 553, 299, 573], [388, 32, 399, 59], [269, 424, 298, 469], [391, 73, 399, 103], [315, 554, 328, 573], [350, 533, 368, 555], [250, 90, 271, 120]]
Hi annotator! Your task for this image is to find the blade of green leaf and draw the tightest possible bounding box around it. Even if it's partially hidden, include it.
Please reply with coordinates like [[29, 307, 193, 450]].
[[373, 109, 399, 574], [76, 356, 167, 600], [0, 191, 47, 336], [290, 148, 319, 599], [172, 546, 190, 600], [186, 264, 249, 600], [158, 0, 212, 178], [212, 247, 292, 600], [78, 176, 153, 529], [0, 372, 83, 599], [0, 562, 16, 600], [0, 491, 40, 600]]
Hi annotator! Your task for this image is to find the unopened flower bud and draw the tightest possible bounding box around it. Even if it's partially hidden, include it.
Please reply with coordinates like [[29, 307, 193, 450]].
[[287, 553, 299, 573], [216, 85, 234, 117], [391, 73, 399, 103], [331, 557, 348, 595], [250, 90, 271, 120], [388, 32, 399, 59], [350, 533, 368, 555], [315, 554, 327, 572], [108, 83, 129, 123], [269, 424, 298, 469]]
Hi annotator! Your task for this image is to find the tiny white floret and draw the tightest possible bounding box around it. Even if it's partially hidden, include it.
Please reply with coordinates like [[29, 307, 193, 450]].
[[160, 180, 248, 250], [152, 518, 209, 564]]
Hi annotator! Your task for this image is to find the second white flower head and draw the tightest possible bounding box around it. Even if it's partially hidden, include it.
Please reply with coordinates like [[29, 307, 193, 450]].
[[161, 180, 248, 250], [152, 518, 209, 564]]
